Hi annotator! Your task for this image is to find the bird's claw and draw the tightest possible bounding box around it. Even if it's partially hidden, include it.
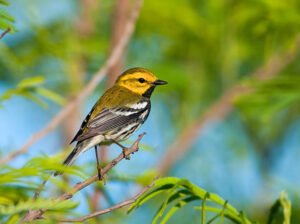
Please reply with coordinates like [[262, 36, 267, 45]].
[[122, 148, 131, 160], [97, 167, 107, 184]]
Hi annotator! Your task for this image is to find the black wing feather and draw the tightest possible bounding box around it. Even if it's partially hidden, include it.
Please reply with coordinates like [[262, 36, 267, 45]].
[[72, 100, 150, 143], [70, 107, 95, 143]]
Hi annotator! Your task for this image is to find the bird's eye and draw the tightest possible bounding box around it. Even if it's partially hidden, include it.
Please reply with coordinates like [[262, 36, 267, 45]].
[[138, 78, 145, 83]]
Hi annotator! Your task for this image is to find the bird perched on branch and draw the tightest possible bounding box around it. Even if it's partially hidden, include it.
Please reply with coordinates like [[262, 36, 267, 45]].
[[55, 67, 167, 178]]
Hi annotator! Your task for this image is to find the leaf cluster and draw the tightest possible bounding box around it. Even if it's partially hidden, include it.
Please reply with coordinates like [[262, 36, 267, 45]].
[[128, 177, 252, 224], [0, 0, 15, 33], [0, 76, 65, 108], [129, 177, 292, 224], [234, 74, 300, 153], [0, 155, 84, 223]]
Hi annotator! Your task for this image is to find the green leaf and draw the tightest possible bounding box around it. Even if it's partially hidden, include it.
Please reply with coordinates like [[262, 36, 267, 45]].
[[202, 192, 210, 224], [129, 177, 253, 224], [128, 178, 181, 213], [35, 87, 66, 105], [0, 8, 15, 23], [22, 92, 48, 108], [240, 211, 248, 224], [6, 214, 20, 224], [0, 0, 10, 6], [0, 77, 45, 102], [267, 191, 291, 224], [0, 22, 16, 32], [0, 186, 29, 203], [0, 199, 78, 215], [195, 206, 242, 224], [0, 197, 11, 205], [160, 196, 199, 224], [0, 89, 16, 101], [0, 76, 64, 107], [235, 75, 300, 124], [24, 155, 86, 179], [218, 200, 228, 224], [127, 185, 173, 214], [0, 5, 16, 32], [152, 186, 185, 224], [18, 76, 45, 88]]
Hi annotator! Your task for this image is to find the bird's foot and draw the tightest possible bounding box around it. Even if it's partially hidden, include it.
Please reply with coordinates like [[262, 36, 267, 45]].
[[97, 167, 107, 184], [112, 140, 131, 160], [122, 147, 131, 160]]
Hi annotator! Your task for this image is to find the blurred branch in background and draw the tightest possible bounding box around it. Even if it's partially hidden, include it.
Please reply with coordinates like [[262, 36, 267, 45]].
[[95, 0, 131, 212], [157, 35, 300, 175], [75, 0, 99, 37], [62, 0, 100, 146], [99, 0, 131, 171], [0, 27, 10, 39], [107, 0, 131, 87], [22, 133, 146, 222], [0, 0, 144, 165]]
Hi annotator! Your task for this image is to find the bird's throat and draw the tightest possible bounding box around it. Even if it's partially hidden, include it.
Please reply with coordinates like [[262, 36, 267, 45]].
[[142, 86, 155, 98]]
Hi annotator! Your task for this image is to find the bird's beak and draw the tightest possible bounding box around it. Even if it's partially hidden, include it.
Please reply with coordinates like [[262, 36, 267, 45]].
[[153, 79, 168, 86]]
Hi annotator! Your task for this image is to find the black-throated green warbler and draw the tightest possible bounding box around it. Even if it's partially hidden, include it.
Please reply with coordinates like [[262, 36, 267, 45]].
[[55, 67, 167, 177]]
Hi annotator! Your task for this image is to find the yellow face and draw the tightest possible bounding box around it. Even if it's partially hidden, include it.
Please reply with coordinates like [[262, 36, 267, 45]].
[[116, 68, 167, 96]]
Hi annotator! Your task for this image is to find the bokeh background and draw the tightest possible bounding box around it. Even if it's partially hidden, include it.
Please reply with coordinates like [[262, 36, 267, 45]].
[[1, 0, 300, 223]]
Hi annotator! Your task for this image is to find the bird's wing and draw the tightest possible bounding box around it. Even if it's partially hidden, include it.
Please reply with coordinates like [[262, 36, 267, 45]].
[[70, 106, 95, 143], [72, 100, 150, 143]]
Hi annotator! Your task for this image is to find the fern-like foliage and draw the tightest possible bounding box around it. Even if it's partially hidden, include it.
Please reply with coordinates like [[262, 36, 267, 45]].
[[0, 76, 66, 107], [128, 177, 253, 224], [0, 154, 83, 223], [0, 0, 16, 33], [129, 177, 292, 224], [236, 75, 300, 123]]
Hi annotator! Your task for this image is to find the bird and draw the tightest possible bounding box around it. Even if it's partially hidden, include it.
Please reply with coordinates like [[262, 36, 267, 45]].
[[55, 67, 167, 178]]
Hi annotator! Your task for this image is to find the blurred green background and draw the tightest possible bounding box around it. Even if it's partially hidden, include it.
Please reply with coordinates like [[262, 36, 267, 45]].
[[1, 0, 300, 223]]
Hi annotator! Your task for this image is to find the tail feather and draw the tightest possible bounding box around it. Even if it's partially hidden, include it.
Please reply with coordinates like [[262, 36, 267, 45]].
[[54, 144, 80, 176], [54, 136, 102, 176]]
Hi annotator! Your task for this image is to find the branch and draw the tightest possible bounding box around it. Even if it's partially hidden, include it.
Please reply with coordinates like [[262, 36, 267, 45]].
[[0, 0, 144, 165], [59, 180, 155, 222], [157, 35, 300, 174], [22, 133, 146, 222], [0, 28, 11, 39]]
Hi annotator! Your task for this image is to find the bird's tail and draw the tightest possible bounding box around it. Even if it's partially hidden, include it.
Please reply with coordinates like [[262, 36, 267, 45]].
[[54, 143, 82, 176]]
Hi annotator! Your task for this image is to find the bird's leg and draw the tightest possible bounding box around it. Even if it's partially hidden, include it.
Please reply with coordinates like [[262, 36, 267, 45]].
[[112, 140, 131, 160], [94, 145, 106, 182]]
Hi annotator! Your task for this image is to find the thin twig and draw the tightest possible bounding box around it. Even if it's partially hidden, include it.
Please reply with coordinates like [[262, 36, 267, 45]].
[[32, 177, 50, 200], [157, 35, 300, 174], [22, 175, 52, 220], [0, 28, 11, 39], [22, 133, 146, 222], [59, 180, 155, 222], [0, 0, 144, 165]]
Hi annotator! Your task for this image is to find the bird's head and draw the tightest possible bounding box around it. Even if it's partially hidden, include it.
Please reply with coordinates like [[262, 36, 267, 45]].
[[115, 67, 167, 97]]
